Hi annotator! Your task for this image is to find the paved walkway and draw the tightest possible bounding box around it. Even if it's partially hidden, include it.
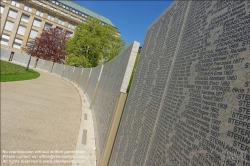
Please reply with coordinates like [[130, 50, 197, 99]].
[[1, 70, 82, 165]]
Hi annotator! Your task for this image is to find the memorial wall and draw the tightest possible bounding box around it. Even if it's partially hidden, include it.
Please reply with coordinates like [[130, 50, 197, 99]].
[[62, 65, 74, 81], [110, 1, 250, 166], [79, 68, 91, 92], [52, 62, 64, 77], [91, 42, 139, 163], [85, 65, 103, 102], [71, 67, 83, 85]]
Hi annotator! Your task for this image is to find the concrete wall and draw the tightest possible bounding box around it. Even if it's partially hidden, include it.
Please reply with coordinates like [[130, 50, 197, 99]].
[[91, 42, 140, 163], [52, 63, 65, 77], [0, 48, 11, 60], [42, 60, 54, 72], [30, 57, 37, 67], [62, 65, 74, 81], [12, 52, 29, 65], [85, 65, 103, 102], [36, 59, 46, 69], [71, 67, 83, 85], [110, 1, 250, 166], [78, 68, 91, 92]]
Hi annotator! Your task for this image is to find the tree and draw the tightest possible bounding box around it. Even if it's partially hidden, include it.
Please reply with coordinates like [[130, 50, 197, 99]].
[[22, 28, 68, 63], [65, 17, 125, 67]]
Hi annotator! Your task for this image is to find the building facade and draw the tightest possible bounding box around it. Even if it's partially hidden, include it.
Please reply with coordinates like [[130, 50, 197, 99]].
[[0, 0, 115, 54]]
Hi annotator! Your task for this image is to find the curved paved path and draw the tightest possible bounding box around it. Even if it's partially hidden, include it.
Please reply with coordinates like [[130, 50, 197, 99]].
[[1, 70, 82, 165]]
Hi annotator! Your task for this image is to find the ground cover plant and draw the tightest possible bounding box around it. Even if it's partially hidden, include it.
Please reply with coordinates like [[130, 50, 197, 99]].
[[0, 60, 40, 82]]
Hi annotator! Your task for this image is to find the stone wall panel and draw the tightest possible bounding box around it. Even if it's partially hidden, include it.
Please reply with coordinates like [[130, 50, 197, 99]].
[[110, 1, 250, 166]]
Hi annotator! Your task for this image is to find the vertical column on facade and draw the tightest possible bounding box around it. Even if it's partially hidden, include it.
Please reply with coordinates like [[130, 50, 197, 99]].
[[22, 15, 35, 47], [64, 22, 69, 30], [18, 3, 25, 54], [52, 24, 56, 28], [54, 17, 58, 27], [22, 6, 37, 46], [0, 6, 10, 35], [8, 10, 22, 48], [38, 18, 46, 35]]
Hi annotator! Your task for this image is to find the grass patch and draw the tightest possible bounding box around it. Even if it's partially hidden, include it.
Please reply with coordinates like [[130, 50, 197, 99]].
[[0, 60, 40, 82]]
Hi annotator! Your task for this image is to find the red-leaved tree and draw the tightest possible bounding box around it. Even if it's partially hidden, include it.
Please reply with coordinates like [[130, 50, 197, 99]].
[[23, 28, 68, 64]]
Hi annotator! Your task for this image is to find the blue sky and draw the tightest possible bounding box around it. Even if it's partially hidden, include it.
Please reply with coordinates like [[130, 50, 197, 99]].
[[73, 1, 174, 47]]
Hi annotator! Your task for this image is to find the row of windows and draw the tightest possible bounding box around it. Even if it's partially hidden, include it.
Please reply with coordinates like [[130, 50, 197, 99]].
[[1, 34, 23, 49], [1, 7, 76, 30], [2, 0, 81, 27], [3, 20, 38, 38], [1, 28, 72, 49], [1, 30, 72, 48], [4, 18, 71, 38], [2, 0, 91, 23]]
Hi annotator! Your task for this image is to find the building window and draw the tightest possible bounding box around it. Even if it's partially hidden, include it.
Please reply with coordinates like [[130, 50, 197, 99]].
[[71, 15, 76, 20], [47, 14, 55, 21], [58, 19, 64, 26], [44, 23, 52, 30], [8, 9, 18, 18], [33, 19, 41, 27], [17, 25, 26, 36], [56, 27, 63, 33], [4, 21, 14, 31], [61, 11, 67, 16], [24, 5, 32, 12], [66, 31, 73, 38], [29, 29, 38, 39], [21, 14, 29, 23], [50, 6, 56, 12], [36, 10, 43, 17], [13, 38, 22, 49], [1, 34, 10, 45], [68, 23, 75, 30], [38, 1, 45, 7], [0, 6, 4, 14], [11, 0, 20, 7]]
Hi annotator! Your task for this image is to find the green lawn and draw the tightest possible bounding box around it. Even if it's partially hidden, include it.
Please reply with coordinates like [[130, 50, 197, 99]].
[[0, 60, 40, 82]]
